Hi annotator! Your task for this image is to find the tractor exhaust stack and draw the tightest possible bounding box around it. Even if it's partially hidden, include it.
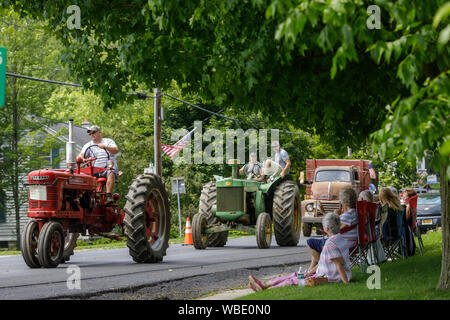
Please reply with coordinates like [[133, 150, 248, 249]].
[[66, 119, 76, 171]]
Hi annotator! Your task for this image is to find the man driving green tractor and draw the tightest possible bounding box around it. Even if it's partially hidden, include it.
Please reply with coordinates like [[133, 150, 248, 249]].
[[192, 146, 301, 250]]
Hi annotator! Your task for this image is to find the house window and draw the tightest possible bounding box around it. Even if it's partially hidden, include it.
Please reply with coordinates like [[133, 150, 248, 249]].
[[40, 148, 60, 169], [0, 190, 6, 224], [51, 148, 60, 169]]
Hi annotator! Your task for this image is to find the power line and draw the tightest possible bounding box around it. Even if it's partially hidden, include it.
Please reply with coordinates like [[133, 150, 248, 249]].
[[6, 72, 82, 87], [162, 93, 238, 122], [5, 72, 309, 135]]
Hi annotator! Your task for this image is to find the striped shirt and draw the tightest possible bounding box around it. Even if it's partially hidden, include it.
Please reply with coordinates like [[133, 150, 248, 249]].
[[340, 208, 358, 247], [316, 233, 352, 282]]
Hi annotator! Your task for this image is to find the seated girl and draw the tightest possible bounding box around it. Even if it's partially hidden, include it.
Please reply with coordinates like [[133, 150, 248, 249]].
[[249, 212, 351, 291], [306, 187, 358, 273]]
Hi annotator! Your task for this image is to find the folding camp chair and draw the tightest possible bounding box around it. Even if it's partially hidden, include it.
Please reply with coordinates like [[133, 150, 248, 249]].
[[363, 201, 382, 265], [381, 206, 407, 261], [408, 195, 423, 255], [346, 201, 375, 273], [317, 204, 376, 272]]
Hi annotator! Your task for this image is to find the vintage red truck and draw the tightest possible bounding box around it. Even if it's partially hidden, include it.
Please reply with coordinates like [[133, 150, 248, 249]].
[[299, 159, 376, 236]]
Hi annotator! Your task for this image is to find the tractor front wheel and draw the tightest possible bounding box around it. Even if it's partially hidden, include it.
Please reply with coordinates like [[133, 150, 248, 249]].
[[21, 219, 41, 268], [124, 173, 171, 263], [256, 212, 272, 249], [192, 212, 208, 249], [37, 221, 65, 268], [199, 181, 228, 247]]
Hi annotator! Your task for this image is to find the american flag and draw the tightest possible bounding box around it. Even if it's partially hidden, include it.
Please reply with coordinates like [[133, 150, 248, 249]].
[[161, 127, 196, 158], [369, 163, 377, 179]]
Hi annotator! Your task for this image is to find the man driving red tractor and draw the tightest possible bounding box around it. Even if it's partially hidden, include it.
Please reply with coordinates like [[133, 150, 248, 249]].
[[78, 125, 119, 204]]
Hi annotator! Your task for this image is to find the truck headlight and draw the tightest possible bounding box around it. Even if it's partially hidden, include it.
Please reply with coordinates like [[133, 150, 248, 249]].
[[306, 204, 314, 212]]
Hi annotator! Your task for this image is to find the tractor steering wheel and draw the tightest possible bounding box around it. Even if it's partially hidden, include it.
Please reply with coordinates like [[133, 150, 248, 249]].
[[83, 144, 111, 168]]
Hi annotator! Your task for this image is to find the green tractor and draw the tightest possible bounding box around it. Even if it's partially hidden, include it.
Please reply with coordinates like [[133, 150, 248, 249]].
[[192, 160, 302, 249]]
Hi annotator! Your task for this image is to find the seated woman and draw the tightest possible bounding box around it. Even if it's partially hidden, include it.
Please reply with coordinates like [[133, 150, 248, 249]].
[[379, 187, 404, 241], [248, 212, 351, 291], [402, 188, 417, 225], [305, 187, 358, 273], [399, 188, 417, 256], [358, 189, 374, 202]]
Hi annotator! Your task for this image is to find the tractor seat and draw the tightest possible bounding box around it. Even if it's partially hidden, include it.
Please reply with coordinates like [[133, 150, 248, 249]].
[[97, 177, 107, 183]]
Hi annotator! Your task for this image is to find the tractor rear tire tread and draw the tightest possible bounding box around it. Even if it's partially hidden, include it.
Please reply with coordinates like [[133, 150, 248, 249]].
[[61, 233, 79, 263], [124, 173, 171, 263], [272, 180, 301, 246]]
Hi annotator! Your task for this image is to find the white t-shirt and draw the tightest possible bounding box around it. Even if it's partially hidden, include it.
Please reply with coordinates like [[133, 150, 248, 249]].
[[80, 138, 118, 170], [274, 148, 290, 173]]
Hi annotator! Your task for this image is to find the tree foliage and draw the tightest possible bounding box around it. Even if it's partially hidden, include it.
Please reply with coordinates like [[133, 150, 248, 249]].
[[0, 9, 67, 245], [3, 0, 403, 149], [3, 0, 448, 286]]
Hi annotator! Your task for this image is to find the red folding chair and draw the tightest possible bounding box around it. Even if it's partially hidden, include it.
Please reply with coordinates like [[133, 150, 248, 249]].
[[365, 201, 384, 264], [346, 201, 375, 273], [317, 203, 377, 272], [408, 195, 423, 254]]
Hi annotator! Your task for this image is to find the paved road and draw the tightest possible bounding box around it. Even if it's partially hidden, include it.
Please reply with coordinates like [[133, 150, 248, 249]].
[[0, 235, 315, 300]]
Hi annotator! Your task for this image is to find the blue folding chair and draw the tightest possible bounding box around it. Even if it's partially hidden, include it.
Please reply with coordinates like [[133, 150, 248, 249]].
[[381, 206, 407, 261]]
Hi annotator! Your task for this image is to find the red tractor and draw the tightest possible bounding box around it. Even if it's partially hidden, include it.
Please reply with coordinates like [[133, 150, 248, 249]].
[[21, 120, 171, 268]]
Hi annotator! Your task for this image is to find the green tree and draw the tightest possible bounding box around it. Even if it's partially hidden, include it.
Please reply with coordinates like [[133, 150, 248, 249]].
[[351, 141, 418, 190], [0, 9, 66, 246], [6, 0, 448, 288]]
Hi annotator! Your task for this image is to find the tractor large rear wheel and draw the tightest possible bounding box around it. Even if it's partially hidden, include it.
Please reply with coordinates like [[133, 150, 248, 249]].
[[62, 233, 79, 263], [199, 181, 228, 247], [124, 173, 171, 263], [272, 180, 301, 246], [21, 219, 41, 268]]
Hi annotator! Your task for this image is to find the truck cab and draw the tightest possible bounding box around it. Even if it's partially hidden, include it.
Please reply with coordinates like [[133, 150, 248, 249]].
[[299, 159, 375, 236]]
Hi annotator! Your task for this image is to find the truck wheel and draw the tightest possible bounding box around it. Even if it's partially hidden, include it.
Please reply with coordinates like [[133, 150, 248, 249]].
[[256, 212, 272, 249], [192, 212, 208, 249], [199, 181, 228, 247], [302, 223, 312, 237], [273, 180, 301, 246], [37, 221, 65, 268], [124, 173, 171, 263], [62, 233, 79, 263], [315, 224, 324, 236], [21, 219, 41, 268]]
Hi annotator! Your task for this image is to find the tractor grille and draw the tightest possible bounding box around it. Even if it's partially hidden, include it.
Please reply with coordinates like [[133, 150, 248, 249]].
[[320, 202, 341, 213], [29, 186, 58, 210], [216, 187, 244, 212]]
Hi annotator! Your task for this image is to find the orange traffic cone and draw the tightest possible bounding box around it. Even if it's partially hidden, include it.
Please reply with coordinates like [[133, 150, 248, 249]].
[[183, 217, 193, 245]]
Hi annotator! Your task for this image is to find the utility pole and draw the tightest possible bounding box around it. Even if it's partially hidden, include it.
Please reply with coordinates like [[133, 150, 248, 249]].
[[154, 88, 162, 176]]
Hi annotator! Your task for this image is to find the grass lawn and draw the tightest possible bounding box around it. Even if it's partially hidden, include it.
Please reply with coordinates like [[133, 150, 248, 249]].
[[239, 230, 450, 300]]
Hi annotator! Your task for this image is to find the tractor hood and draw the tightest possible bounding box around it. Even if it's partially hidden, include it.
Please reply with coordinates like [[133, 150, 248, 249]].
[[311, 181, 352, 200]]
